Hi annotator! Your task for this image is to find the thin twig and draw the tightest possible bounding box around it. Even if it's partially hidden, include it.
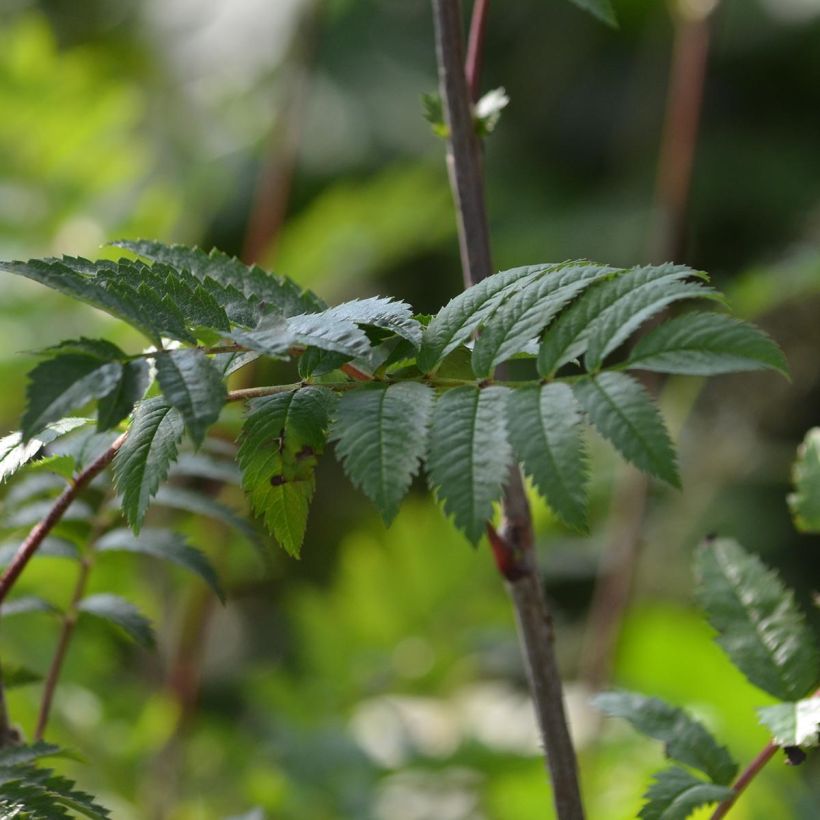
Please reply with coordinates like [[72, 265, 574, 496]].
[[0, 433, 126, 606], [465, 0, 490, 102], [432, 2, 585, 816], [710, 742, 779, 820]]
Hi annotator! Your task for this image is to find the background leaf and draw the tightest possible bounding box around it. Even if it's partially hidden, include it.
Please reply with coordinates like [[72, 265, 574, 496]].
[[638, 767, 732, 820], [78, 593, 155, 648], [788, 427, 820, 533]]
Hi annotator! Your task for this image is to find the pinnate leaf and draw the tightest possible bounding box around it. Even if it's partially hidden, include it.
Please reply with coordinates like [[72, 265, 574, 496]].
[[507, 384, 588, 531], [96, 528, 223, 601], [788, 427, 820, 533], [638, 768, 732, 820], [331, 382, 434, 523], [757, 697, 820, 749], [78, 593, 155, 647], [113, 398, 185, 532], [695, 538, 820, 701], [155, 348, 227, 447], [238, 387, 335, 556], [426, 386, 511, 543], [626, 312, 789, 377], [573, 371, 679, 487], [594, 691, 737, 784]]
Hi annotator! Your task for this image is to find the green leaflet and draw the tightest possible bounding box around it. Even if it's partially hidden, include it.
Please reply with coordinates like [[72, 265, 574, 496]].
[[537, 263, 698, 376], [638, 768, 732, 820], [788, 427, 820, 533], [418, 263, 547, 372], [323, 296, 423, 348], [155, 348, 227, 447], [331, 382, 434, 523], [238, 387, 335, 556], [0, 417, 88, 483], [695, 538, 820, 701], [113, 398, 185, 533], [23, 352, 124, 441], [0, 595, 58, 618], [426, 385, 512, 543], [471, 262, 615, 377], [97, 359, 151, 431], [78, 593, 155, 648], [757, 697, 820, 749], [113, 239, 324, 317], [594, 691, 737, 785], [96, 528, 224, 601], [566, 0, 617, 28], [2, 664, 42, 689], [573, 371, 680, 487], [507, 384, 588, 531], [626, 312, 789, 377]]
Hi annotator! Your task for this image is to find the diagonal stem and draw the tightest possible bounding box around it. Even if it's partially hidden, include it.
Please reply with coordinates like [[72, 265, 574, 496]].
[[710, 742, 778, 819], [431, 1, 585, 816]]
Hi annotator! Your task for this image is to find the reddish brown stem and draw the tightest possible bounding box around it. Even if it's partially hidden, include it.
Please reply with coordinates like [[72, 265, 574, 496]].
[[465, 0, 490, 101], [0, 433, 125, 605], [710, 742, 779, 820]]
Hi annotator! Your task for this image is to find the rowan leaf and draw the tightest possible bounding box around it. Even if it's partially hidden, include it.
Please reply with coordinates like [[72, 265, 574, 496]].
[[237, 387, 335, 556], [112, 398, 185, 533], [78, 593, 155, 648], [286, 310, 373, 357], [594, 691, 737, 785], [638, 768, 732, 820], [326, 297, 422, 348], [757, 697, 820, 749], [471, 262, 614, 377], [418, 264, 547, 372], [573, 372, 679, 487], [96, 359, 151, 431], [507, 384, 588, 531], [96, 528, 224, 601], [695, 538, 820, 701], [626, 312, 789, 377], [0, 418, 88, 483], [788, 427, 820, 533], [331, 382, 434, 523], [426, 386, 512, 543], [155, 348, 227, 447], [537, 263, 699, 376]]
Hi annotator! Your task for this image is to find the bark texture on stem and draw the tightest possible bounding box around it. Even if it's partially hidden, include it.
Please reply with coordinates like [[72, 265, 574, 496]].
[[432, 2, 585, 816]]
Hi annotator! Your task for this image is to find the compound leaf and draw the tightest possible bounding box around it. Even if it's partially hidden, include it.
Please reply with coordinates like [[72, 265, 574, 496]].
[[757, 698, 820, 749], [96, 528, 223, 601], [695, 538, 820, 701], [113, 398, 185, 533], [788, 427, 820, 533], [78, 593, 154, 648], [155, 348, 226, 447], [507, 384, 588, 531], [638, 768, 732, 820], [573, 371, 679, 487], [426, 386, 511, 543], [594, 691, 737, 785], [238, 387, 335, 556], [626, 312, 789, 377], [331, 382, 434, 523]]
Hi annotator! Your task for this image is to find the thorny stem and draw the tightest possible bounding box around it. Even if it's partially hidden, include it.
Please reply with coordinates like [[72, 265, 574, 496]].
[[432, 1, 585, 816], [710, 742, 779, 819]]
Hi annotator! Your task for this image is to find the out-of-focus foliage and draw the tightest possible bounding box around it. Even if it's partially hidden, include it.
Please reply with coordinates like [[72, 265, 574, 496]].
[[0, 0, 819, 817]]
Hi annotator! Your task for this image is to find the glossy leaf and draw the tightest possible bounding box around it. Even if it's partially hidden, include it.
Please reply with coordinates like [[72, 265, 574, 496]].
[[757, 697, 820, 749]]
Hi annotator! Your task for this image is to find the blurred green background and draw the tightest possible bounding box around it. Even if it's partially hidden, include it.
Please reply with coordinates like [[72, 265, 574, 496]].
[[1, 0, 819, 817]]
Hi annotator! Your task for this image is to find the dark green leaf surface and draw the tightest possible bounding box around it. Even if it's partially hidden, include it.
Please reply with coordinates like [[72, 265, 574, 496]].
[[507, 384, 588, 531], [97, 358, 151, 431], [238, 387, 335, 556], [418, 264, 547, 371], [96, 528, 223, 601], [113, 398, 185, 532], [78, 593, 155, 647], [788, 427, 820, 533], [331, 382, 434, 523], [626, 312, 789, 376], [594, 691, 737, 784], [326, 296, 422, 348], [23, 354, 123, 441], [757, 698, 820, 749], [537, 264, 696, 376], [2, 664, 42, 689], [155, 348, 227, 446], [426, 386, 512, 543], [695, 538, 820, 701], [639, 768, 732, 820], [573, 371, 680, 487]]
